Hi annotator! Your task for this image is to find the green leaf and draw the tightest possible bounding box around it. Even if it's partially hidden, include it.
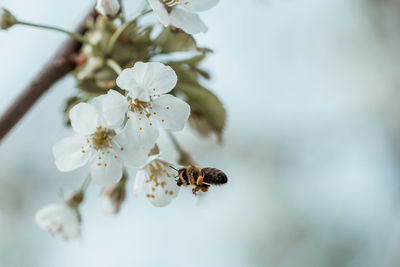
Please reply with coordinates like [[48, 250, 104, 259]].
[[155, 27, 199, 53], [174, 82, 226, 142]]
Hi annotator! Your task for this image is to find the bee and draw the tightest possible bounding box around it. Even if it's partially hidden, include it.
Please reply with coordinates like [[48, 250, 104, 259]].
[[173, 165, 228, 195]]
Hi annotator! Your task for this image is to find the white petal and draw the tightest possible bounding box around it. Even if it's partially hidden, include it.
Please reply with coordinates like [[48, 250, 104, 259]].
[[53, 135, 92, 172], [169, 8, 208, 34], [112, 133, 149, 167], [182, 0, 219, 12], [96, 0, 120, 16], [100, 90, 129, 128], [148, 0, 170, 26], [132, 62, 177, 95], [145, 174, 180, 207], [151, 94, 191, 131], [35, 203, 80, 240], [116, 68, 140, 91], [133, 169, 147, 196], [90, 150, 123, 186], [70, 103, 99, 135], [117, 68, 150, 102], [124, 112, 159, 149]]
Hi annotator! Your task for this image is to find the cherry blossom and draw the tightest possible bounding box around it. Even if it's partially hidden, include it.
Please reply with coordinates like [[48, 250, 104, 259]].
[[35, 203, 80, 240], [147, 0, 219, 34], [102, 61, 191, 149], [134, 155, 180, 207], [53, 99, 148, 186]]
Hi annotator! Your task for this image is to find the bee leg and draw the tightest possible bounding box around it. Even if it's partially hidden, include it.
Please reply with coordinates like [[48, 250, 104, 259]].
[[200, 184, 210, 192], [192, 185, 201, 195], [197, 176, 204, 186], [192, 183, 209, 195]]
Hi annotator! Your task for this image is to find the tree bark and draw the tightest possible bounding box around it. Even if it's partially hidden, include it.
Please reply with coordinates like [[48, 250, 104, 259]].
[[0, 8, 97, 141]]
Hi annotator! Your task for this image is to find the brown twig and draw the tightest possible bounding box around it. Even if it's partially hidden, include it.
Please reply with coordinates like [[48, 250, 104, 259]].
[[0, 8, 97, 141]]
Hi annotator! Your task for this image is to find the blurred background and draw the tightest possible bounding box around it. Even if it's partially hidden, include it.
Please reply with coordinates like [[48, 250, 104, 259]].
[[2, 0, 400, 266]]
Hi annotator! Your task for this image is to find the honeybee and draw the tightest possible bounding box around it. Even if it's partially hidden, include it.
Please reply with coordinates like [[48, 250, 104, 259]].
[[174, 165, 228, 195]]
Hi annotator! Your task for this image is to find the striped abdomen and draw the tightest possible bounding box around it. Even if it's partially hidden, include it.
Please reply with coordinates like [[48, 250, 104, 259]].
[[201, 168, 228, 185]]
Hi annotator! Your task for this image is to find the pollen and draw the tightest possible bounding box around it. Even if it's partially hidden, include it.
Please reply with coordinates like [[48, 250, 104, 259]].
[[166, 106, 169, 110], [120, 147, 124, 151], [97, 162, 102, 166], [90, 127, 115, 151], [169, 191, 174, 195], [104, 163, 107, 167], [114, 155, 118, 159], [162, 120, 165, 123], [140, 128, 143, 131]]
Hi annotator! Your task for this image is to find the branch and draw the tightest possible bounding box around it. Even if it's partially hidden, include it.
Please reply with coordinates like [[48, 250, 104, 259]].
[[0, 8, 97, 141]]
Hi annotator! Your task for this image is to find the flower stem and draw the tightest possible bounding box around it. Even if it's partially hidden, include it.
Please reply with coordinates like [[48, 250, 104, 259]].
[[106, 9, 152, 54], [16, 20, 91, 45], [106, 58, 122, 74], [166, 131, 195, 166], [118, 0, 126, 23], [79, 175, 92, 193]]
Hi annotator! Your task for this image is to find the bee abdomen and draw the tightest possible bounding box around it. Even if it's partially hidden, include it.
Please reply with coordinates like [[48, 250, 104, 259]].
[[202, 168, 228, 185]]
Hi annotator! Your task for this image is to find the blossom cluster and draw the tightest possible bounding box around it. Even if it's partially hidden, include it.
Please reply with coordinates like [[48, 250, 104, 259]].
[[18, 0, 223, 241], [55, 61, 190, 186], [37, 62, 190, 240]]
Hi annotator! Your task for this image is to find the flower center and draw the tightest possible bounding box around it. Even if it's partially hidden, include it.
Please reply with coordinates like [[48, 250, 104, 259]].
[[145, 160, 176, 198], [90, 126, 115, 150], [147, 160, 173, 185], [127, 97, 154, 119]]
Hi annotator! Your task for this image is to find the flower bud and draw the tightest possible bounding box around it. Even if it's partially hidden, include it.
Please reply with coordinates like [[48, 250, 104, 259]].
[[35, 202, 81, 240], [96, 0, 121, 17], [66, 190, 84, 210], [102, 175, 126, 214], [0, 8, 17, 30]]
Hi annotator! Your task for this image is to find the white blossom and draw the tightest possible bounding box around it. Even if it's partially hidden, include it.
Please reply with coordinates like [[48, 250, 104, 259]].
[[148, 0, 219, 34], [35, 203, 80, 240], [53, 98, 148, 186], [134, 155, 180, 207], [96, 0, 121, 17], [102, 62, 191, 149]]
